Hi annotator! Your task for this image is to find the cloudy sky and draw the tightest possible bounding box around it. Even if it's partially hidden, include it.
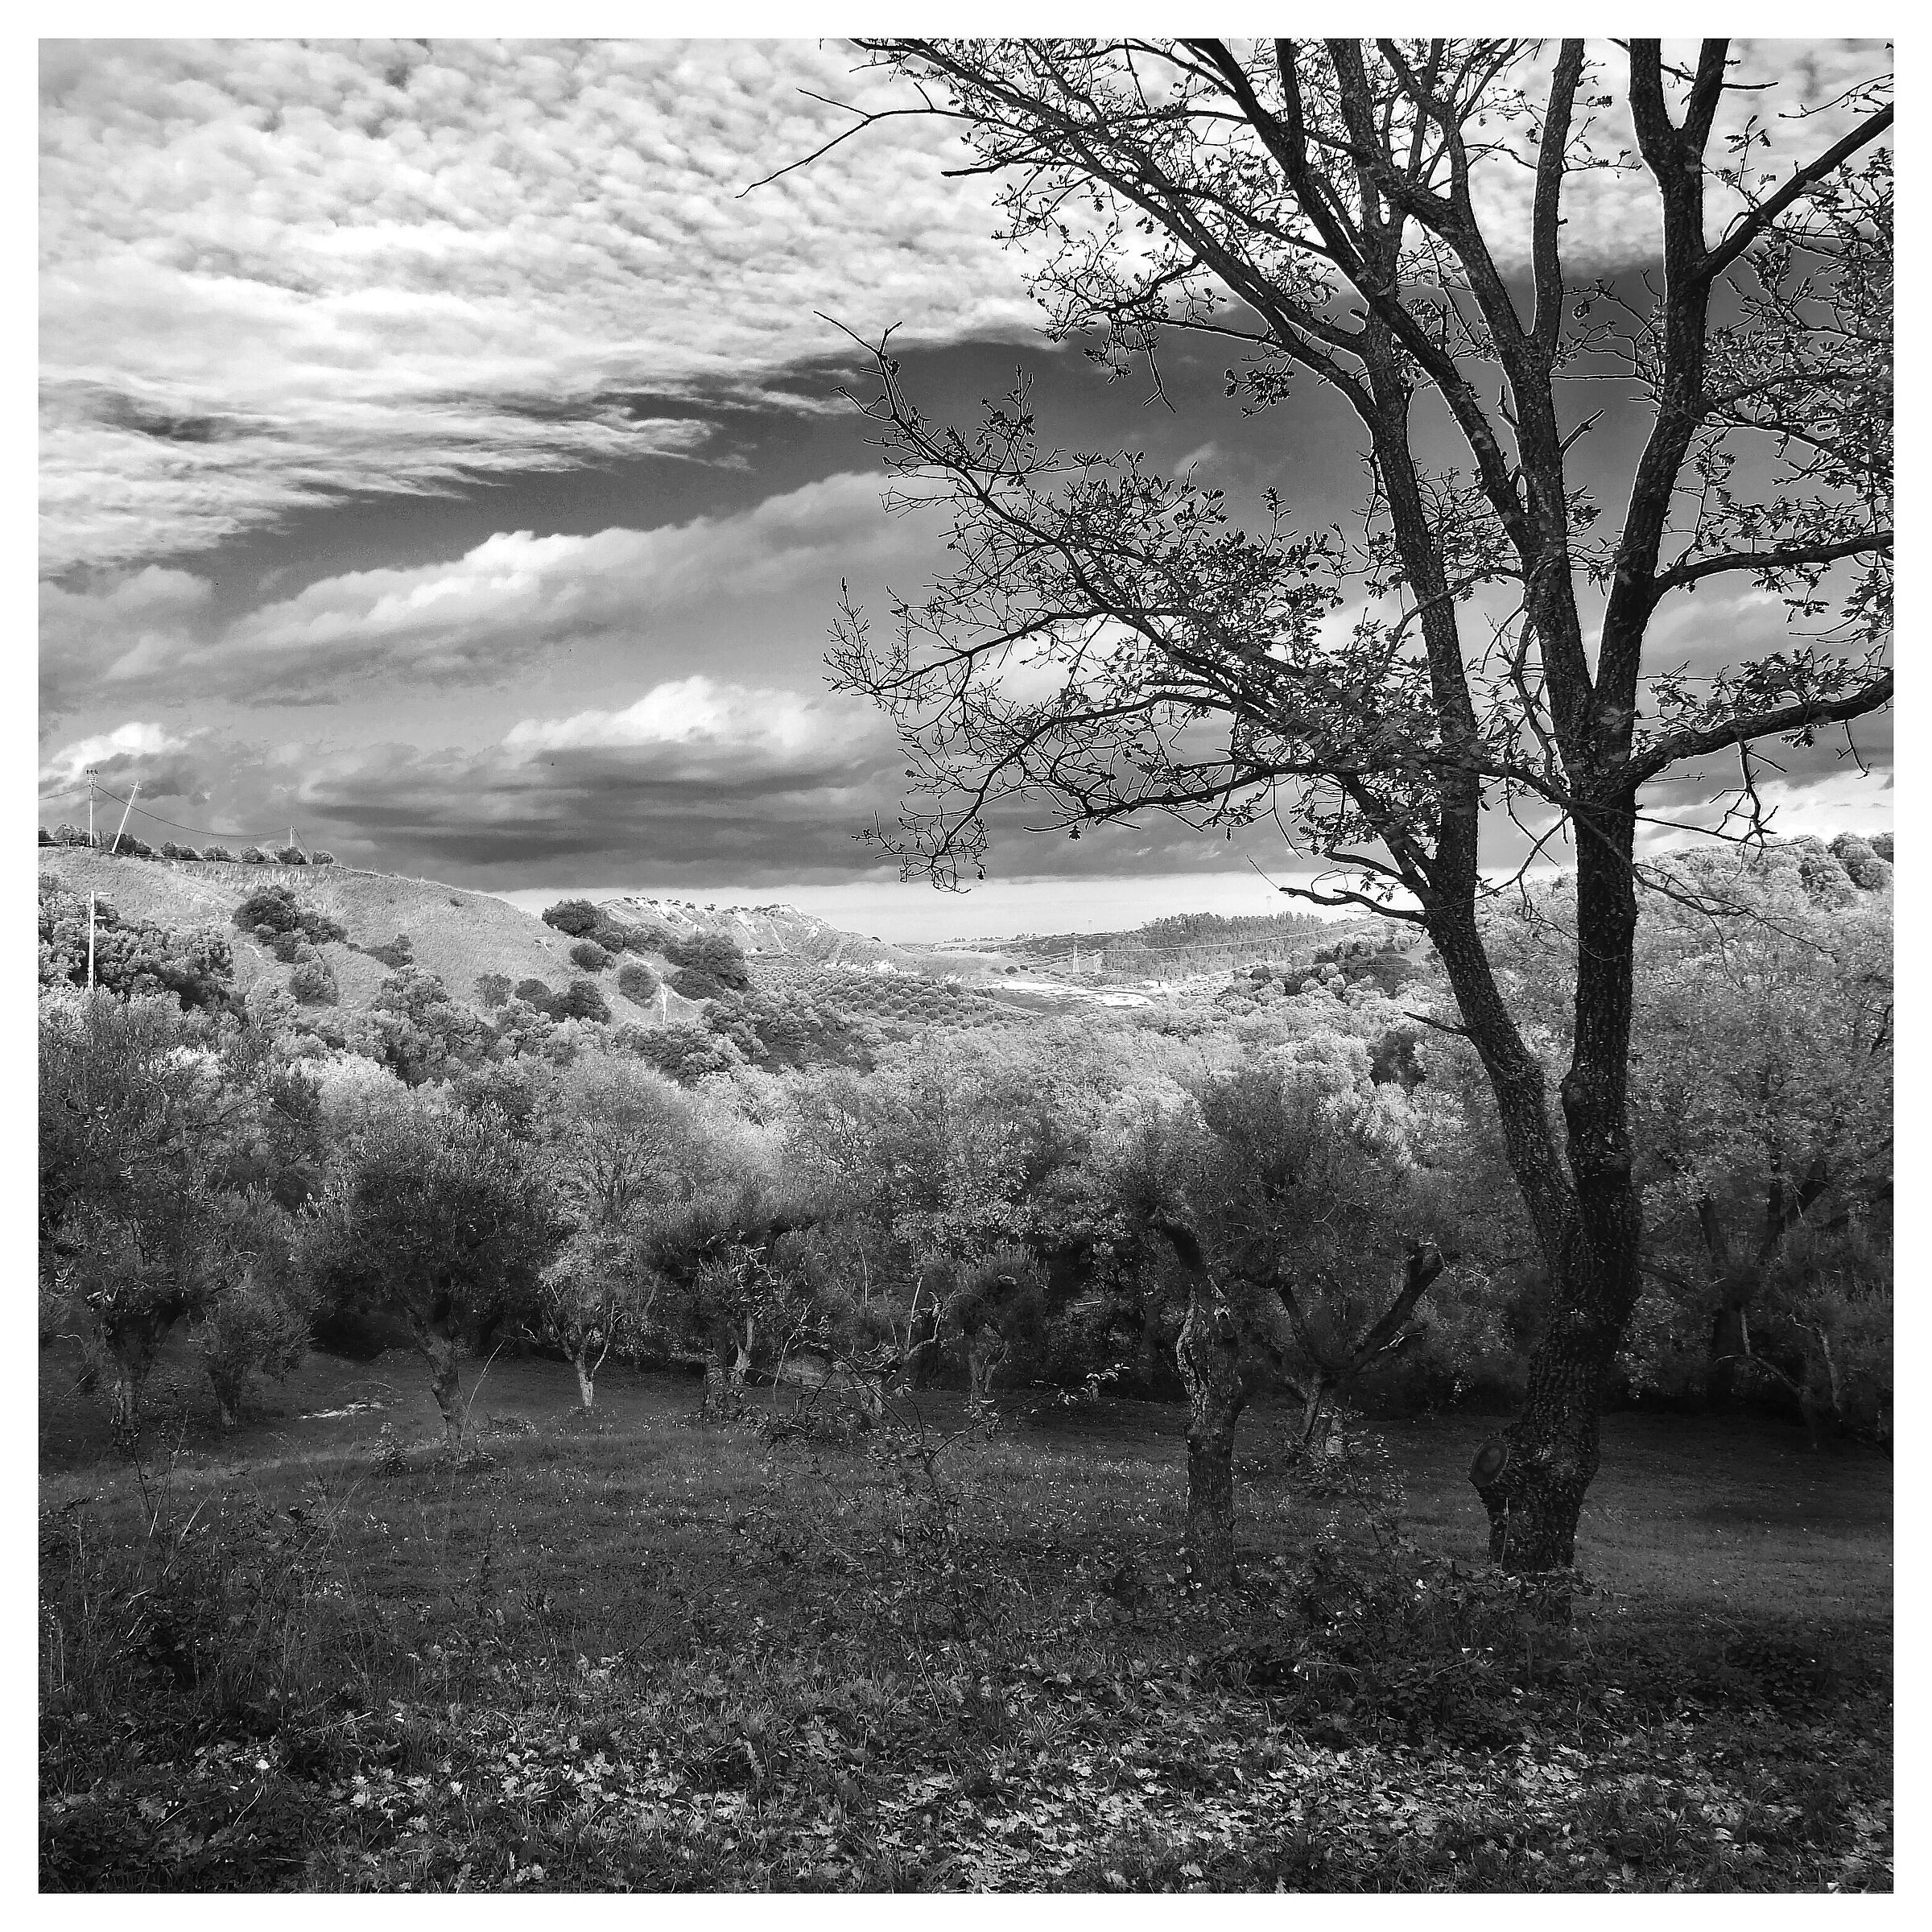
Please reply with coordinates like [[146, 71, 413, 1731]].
[[38, 36, 1890, 939]]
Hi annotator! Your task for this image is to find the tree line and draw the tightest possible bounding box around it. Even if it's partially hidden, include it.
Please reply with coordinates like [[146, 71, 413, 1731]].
[[39, 833, 1890, 1591]]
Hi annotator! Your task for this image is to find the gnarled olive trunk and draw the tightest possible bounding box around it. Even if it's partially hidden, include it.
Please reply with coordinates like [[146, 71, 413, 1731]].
[[965, 1327, 1008, 1414], [573, 1345, 597, 1410], [417, 1325, 464, 1450]]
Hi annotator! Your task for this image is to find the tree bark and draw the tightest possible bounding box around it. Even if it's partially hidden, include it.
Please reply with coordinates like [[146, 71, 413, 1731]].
[[1175, 1287, 1247, 1592], [1463, 803, 1643, 1573], [965, 1328, 1007, 1414], [573, 1344, 597, 1410], [419, 1327, 464, 1449]]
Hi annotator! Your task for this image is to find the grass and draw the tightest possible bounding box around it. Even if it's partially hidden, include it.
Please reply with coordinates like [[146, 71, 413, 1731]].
[[39, 1344, 1892, 1892]]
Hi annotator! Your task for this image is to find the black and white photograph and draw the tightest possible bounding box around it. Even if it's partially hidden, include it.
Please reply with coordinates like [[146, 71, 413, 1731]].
[[35, 26, 1895, 1894]]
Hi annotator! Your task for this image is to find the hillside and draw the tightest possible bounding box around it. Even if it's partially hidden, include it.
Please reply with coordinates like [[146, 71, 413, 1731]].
[[596, 895, 936, 972], [36, 850, 701, 1022]]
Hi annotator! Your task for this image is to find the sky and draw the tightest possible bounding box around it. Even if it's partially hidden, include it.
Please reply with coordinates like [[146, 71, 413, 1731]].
[[36, 36, 1892, 940]]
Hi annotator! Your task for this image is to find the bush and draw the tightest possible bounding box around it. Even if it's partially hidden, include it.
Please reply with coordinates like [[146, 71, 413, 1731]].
[[104, 832, 155, 858], [617, 1021, 744, 1084], [312, 849, 336, 865], [541, 899, 601, 938], [39, 877, 233, 1010], [239, 846, 272, 865], [670, 967, 730, 1002], [1830, 832, 1893, 892], [276, 846, 309, 865], [201, 844, 233, 862], [514, 977, 555, 1011], [233, 885, 348, 949], [559, 977, 611, 1024], [158, 841, 200, 861], [362, 933, 414, 971], [474, 973, 513, 1009], [39, 826, 53, 845], [588, 921, 633, 955], [569, 939, 613, 972], [617, 960, 660, 1005], [52, 823, 93, 848], [664, 931, 750, 991], [289, 956, 339, 1006]]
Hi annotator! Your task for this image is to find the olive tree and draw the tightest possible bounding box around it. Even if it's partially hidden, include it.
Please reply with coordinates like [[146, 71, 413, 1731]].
[[816, 38, 1891, 1575], [303, 1102, 559, 1447]]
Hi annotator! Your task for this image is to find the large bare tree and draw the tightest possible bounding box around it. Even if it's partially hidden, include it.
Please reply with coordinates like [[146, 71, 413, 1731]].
[[805, 40, 1892, 1575]]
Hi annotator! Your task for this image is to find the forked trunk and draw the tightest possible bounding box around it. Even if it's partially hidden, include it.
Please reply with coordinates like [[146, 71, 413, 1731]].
[[965, 1329, 1007, 1414], [573, 1344, 597, 1410]]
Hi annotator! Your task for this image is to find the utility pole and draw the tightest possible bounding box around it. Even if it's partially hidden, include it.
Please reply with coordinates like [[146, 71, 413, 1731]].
[[84, 768, 97, 849], [87, 894, 96, 990], [109, 781, 138, 857]]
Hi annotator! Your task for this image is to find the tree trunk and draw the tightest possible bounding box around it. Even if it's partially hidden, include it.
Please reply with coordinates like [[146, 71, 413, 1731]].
[[1175, 1288, 1246, 1592], [965, 1329, 1007, 1414], [573, 1343, 597, 1410], [1699, 1191, 1757, 1406], [1300, 1377, 1335, 1453], [1447, 803, 1642, 1576], [419, 1327, 464, 1449], [703, 1332, 737, 1420]]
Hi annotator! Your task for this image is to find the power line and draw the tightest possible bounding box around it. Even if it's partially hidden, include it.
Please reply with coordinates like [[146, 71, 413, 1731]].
[[39, 778, 296, 849]]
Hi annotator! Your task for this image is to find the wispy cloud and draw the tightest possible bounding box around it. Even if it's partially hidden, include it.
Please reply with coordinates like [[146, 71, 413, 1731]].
[[41, 470, 931, 707]]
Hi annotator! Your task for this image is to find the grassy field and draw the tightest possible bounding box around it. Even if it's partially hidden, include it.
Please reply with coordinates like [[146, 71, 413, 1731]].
[[40, 1344, 1892, 1893]]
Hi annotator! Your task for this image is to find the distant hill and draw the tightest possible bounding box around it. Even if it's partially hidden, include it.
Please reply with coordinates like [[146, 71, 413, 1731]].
[[993, 906, 1384, 983], [35, 852, 1032, 1030], [595, 895, 932, 972], [36, 850, 708, 1022]]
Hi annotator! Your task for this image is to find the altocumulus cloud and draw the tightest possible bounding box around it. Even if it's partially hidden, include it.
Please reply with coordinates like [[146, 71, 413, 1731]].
[[39, 39, 1034, 574]]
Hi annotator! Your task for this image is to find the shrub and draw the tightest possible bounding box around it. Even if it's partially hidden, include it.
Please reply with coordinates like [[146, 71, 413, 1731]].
[[664, 931, 750, 991], [474, 972, 513, 1009], [233, 885, 348, 949], [514, 976, 555, 1011], [617, 1021, 744, 1084], [276, 845, 308, 865], [289, 956, 339, 1006], [617, 960, 660, 1005], [104, 832, 155, 858], [239, 846, 272, 865], [559, 977, 611, 1024], [1872, 832, 1894, 863], [1830, 832, 1893, 892], [39, 877, 233, 1011], [39, 826, 53, 845], [201, 844, 233, 862], [158, 841, 200, 861], [362, 933, 414, 970], [670, 966, 729, 1002], [52, 823, 92, 847], [312, 849, 336, 865], [569, 939, 613, 972], [541, 898, 601, 937], [588, 921, 633, 955]]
